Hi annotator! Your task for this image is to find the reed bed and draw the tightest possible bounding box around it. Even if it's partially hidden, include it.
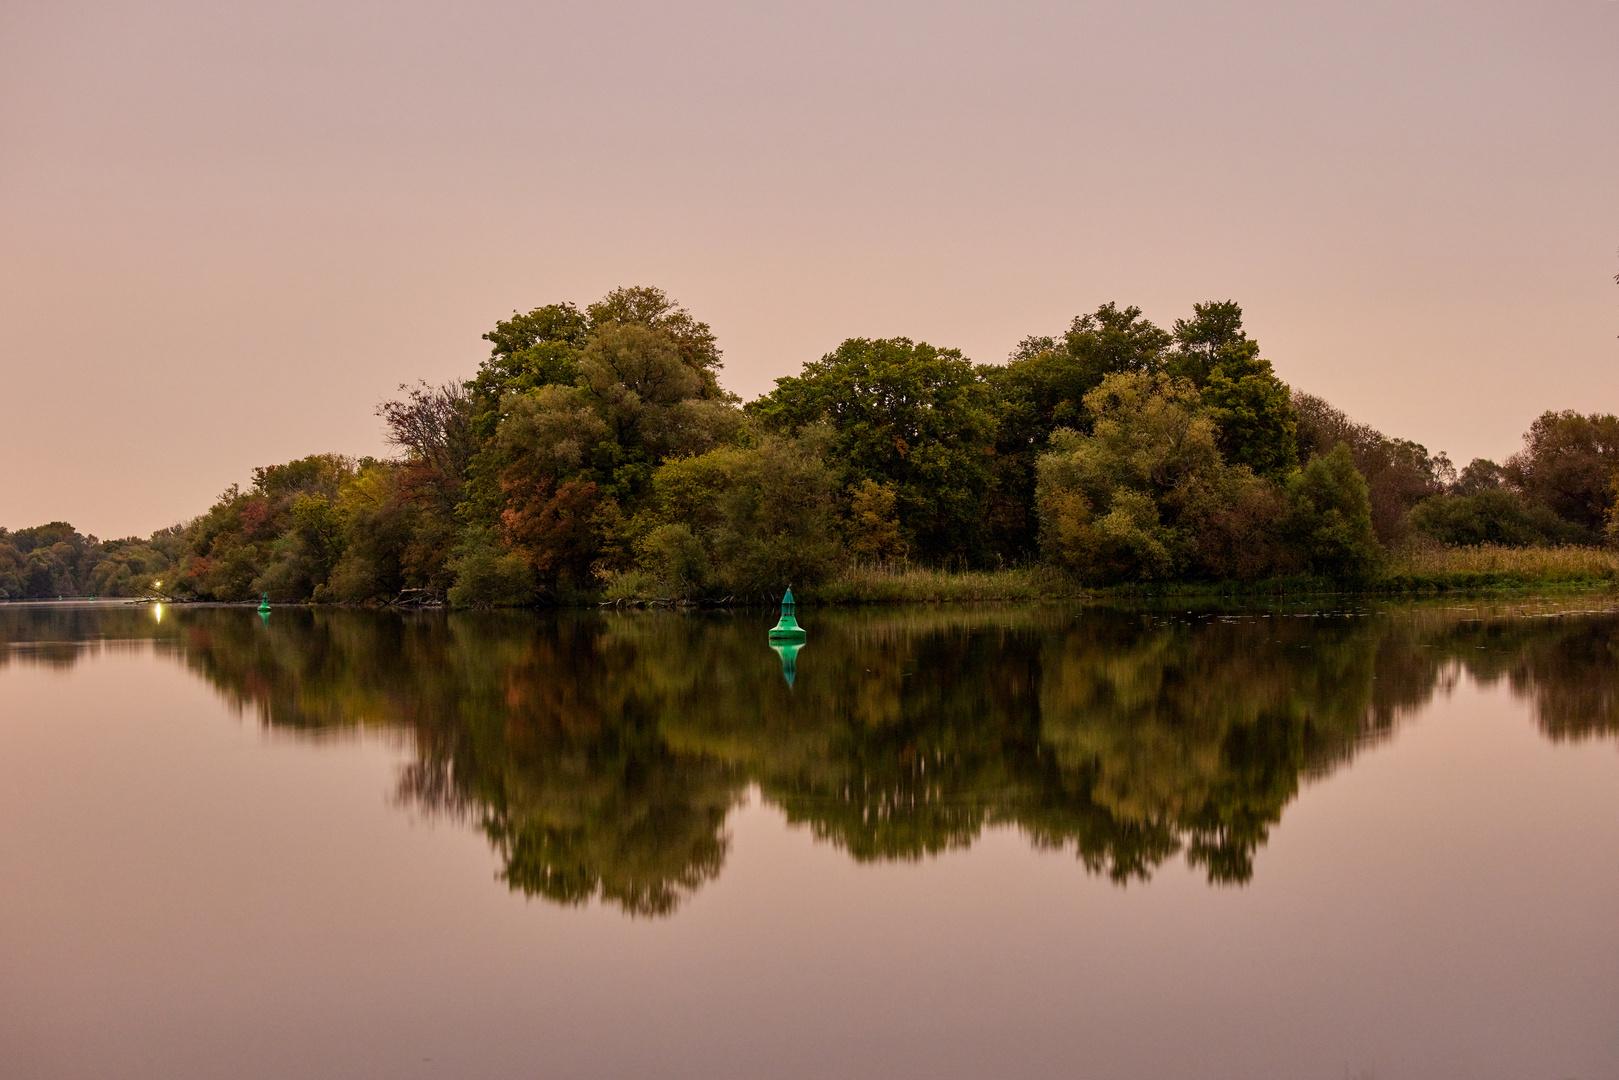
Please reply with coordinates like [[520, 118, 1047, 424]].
[[1377, 544, 1619, 590], [811, 563, 1084, 604], [605, 546, 1619, 607]]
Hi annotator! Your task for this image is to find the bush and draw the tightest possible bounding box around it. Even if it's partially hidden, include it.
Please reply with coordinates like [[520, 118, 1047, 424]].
[[634, 524, 710, 598], [447, 526, 536, 607], [1408, 489, 1591, 548]]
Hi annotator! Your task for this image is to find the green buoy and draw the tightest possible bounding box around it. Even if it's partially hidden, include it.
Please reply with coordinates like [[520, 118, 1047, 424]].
[[258, 593, 271, 614], [768, 588, 806, 643]]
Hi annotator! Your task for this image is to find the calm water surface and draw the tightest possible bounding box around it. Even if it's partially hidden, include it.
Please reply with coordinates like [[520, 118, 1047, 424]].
[[2, 599, 1617, 1078]]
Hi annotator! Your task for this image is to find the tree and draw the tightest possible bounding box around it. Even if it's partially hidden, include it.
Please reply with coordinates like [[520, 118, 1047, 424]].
[[749, 337, 996, 563], [467, 302, 590, 439], [1161, 301, 1299, 480], [1167, 300, 1248, 386], [586, 285, 723, 391], [500, 479, 601, 594], [1063, 302, 1173, 379], [377, 381, 476, 482], [1503, 410, 1619, 534], [1201, 348, 1298, 480], [1409, 488, 1585, 548], [1035, 372, 1266, 581], [846, 480, 906, 563], [1286, 444, 1378, 580], [1452, 457, 1506, 495], [1293, 391, 1449, 545], [625, 428, 843, 594]]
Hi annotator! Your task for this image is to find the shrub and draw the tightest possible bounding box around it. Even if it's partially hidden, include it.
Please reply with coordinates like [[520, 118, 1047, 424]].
[[634, 523, 710, 598], [447, 526, 536, 607], [1408, 489, 1591, 548]]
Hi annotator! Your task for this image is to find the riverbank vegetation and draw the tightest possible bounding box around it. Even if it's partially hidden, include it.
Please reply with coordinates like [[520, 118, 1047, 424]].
[[6, 285, 1619, 604]]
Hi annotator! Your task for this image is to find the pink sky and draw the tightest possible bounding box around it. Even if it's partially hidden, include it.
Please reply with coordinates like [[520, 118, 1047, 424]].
[[2, 0, 1616, 538]]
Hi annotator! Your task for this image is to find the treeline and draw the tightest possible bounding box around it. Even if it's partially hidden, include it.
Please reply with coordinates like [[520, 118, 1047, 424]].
[[0, 522, 182, 600], [9, 285, 1619, 603]]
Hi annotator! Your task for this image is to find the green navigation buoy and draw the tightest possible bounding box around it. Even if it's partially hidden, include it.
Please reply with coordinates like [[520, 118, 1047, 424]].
[[768, 587, 806, 643], [258, 592, 272, 614]]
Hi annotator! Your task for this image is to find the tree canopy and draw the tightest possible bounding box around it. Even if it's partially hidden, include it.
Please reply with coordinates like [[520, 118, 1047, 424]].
[[35, 285, 1615, 607]]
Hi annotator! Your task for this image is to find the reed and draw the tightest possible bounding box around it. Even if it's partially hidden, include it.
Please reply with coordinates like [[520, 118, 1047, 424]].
[[810, 563, 1085, 604], [1377, 544, 1619, 590]]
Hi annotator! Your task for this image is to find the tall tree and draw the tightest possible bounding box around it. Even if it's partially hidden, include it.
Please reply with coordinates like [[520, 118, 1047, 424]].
[[1503, 410, 1619, 533], [750, 337, 996, 563]]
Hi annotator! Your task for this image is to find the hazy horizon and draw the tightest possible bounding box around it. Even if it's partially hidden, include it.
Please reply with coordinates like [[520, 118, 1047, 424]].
[[3, 0, 1616, 538]]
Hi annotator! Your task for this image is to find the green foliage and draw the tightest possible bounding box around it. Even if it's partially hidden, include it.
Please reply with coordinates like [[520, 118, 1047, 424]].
[[1061, 301, 1174, 379], [175, 454, 361, 601], [586, 285, 723, 388], [1167, 299, 1248, 385], [1199, 345, 1298, 480], [1293, 392, 1449, 545], [749, 337, 996, 563], [468, 302, 590, 439], [1503, 409, 1619, 532], [1410, 488, 1589, 548], [0, 523, 172, 599], [1163, 301, 1298, 480], [846, 479, 907, 563], [634, 524, 711, 598], [1035, 373, 1281, 582], [993, 302, 1174, 447], [987, 301, 1296, 557], [48, 286, 1619, 607], [1286, 444, 1379, 581], [447, 525, 536, 607], [615, 429, 843, 595]]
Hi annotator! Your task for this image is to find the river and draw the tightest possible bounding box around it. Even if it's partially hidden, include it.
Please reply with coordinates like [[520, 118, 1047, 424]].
[[2, 599, 1616, 1078]]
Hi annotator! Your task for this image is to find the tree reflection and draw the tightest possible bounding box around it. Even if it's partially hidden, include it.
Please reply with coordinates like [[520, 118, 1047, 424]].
[[4, 598, 1618, 914]]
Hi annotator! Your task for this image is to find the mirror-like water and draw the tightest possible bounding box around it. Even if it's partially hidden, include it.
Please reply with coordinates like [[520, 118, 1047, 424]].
[[2, 599, 1617, 1078]]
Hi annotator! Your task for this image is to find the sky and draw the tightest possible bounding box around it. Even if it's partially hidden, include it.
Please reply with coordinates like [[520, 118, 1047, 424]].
[[1, 0, 1616, 539]]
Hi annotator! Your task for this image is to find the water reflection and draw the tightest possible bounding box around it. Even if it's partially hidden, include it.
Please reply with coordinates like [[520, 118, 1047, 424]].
[[4, 599, 1617, 915]]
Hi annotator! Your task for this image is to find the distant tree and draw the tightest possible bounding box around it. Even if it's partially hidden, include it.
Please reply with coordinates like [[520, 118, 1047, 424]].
[[1202, 362, 1297, 481], [586, 286, 724, 390], [1292, 392, 1448, 545], [991, 302, 1173, 451], [1063, 302, 1173, 380], [1167, 300, 1248, 386], [1451, 457, 1506, 495], [846, 480, 907, 563], [625, 428, 842, 594], [1502, 410, 1619, 533], [1166, 302, 1298, 480], [446, 525, 537, 608], [990, 300, 1294, 558]]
